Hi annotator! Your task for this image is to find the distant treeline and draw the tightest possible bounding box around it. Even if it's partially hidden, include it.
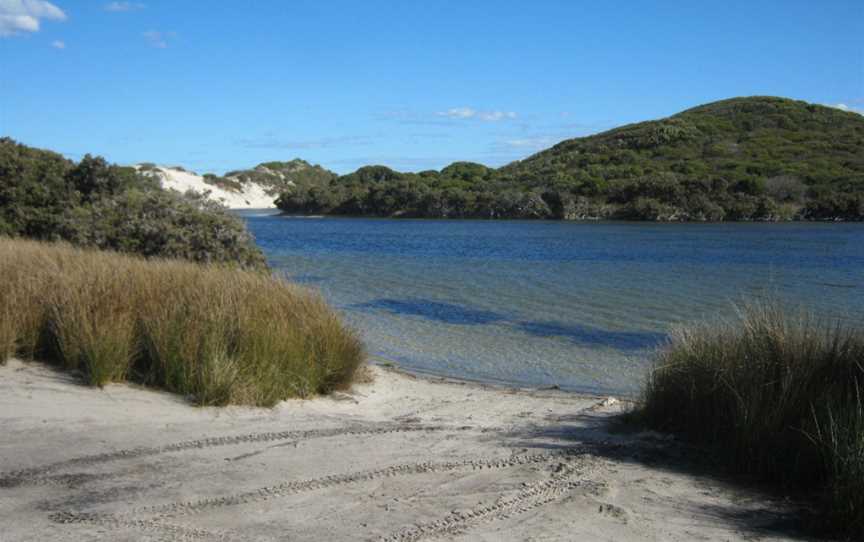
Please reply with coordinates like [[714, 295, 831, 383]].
[[276, 97, 864, 221]]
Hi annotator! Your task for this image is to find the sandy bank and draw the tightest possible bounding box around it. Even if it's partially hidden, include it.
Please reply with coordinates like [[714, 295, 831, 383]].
[[0, 359, 808, 541], [140, 166, 278, 209]]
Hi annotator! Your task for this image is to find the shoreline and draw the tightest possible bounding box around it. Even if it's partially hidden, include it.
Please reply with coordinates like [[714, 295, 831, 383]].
[[1, 358, 806, 541], [272, 210, 864, 223], [366, 356, 633, 402]]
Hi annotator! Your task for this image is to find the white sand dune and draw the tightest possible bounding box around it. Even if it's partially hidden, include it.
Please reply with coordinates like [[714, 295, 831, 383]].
[[0, 359, 802, 541], [139, 166, 279, 209]]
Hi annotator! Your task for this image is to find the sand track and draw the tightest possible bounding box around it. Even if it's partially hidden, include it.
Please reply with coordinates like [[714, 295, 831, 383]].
[[0, 360, 807, 541], [0, 424, 472, 489]]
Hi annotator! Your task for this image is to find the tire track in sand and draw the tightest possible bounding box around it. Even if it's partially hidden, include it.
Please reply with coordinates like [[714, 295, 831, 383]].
[[0, 424, 472, 488], [137, 451, 578, 519], [379, 455, 603, 542]]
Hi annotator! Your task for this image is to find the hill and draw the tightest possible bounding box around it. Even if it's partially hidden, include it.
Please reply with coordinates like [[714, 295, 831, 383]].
[[276, 97, 864, 221], [138, 159, 336, 209]]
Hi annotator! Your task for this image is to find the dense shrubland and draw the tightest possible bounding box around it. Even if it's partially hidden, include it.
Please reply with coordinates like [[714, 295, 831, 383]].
[[0, 138, 266, 267], [639, 303, 864, 539], [223, 159, 337, 196], [276, 97, 864, 221], [0, 239, 364, 406]]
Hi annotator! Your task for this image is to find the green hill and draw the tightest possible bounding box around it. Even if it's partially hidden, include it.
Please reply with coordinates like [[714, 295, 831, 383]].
[[220, 159, 337, 195], [276, 97, 864, 221]]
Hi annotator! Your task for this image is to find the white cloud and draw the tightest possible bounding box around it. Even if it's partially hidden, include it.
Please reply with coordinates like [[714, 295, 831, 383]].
[[830, 103, 864, 115], [0, 0, 66, 37], [439, 107, 477, 119], [479, 111, 518, 121], [104, 2, 145, 12], [143, 29, 174, 48], [50, 38, 63, 48], [436, 107, 518, 122], [504, 137, 557, 150]]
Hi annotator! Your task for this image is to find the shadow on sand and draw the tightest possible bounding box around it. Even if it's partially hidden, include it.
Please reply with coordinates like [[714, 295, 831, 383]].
[[492, 410, 819, 541]]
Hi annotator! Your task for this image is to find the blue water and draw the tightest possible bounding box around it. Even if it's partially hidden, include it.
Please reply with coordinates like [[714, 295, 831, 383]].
[[238, 210, 864, 397]]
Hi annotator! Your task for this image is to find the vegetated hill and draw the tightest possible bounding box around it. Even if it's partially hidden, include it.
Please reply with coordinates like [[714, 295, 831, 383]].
[[138, 159, 337, 209], [276, 97, 864, 221], [0, 138, 266, 268]]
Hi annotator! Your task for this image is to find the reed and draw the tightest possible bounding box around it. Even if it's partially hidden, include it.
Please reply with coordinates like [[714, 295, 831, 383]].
[[640, 301, 864, 539], [0, 237, 364, 406]]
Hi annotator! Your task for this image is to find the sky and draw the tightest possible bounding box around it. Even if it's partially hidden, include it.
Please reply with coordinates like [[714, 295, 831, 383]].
[[1, 0, 862, 175]]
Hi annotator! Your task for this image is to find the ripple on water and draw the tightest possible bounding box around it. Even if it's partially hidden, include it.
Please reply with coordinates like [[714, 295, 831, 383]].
[[238, 215, 864, 396]]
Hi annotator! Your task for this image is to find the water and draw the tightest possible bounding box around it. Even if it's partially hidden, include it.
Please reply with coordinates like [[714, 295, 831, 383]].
[[238, 210, 864, 397]]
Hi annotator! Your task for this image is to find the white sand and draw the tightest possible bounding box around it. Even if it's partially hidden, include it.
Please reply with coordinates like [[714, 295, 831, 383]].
[[0, 359, 806, 541], [140, 166, 278, 209]]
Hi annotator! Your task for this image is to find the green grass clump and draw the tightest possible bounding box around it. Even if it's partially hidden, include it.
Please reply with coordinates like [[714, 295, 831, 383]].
[[0, 238, 364, 406], [639, 302, 864, 538]]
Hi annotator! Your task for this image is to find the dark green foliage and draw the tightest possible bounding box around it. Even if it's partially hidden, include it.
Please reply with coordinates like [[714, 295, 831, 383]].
[[276, 97, 864, 221], [0, 138, 266, 268], [202, 173, 244, 192], [639, 303, 864, 539], [226, 158, 337, 196]]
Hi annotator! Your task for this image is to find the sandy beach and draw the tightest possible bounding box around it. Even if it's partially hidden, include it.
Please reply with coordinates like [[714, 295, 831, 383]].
[[0, 359, 808, 541]]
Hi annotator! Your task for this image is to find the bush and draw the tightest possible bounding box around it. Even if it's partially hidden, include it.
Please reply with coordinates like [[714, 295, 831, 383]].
[[59, 190, 268, 268], [0, 138, 267, 268], [639, 302, 864, 538], [0, 238, 365, 406]]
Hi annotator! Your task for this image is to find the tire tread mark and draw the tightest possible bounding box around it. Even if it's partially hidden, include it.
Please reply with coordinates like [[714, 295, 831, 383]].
[[0, 424, 471, 488], [49, 511, 231, 541], [141, 451, 569, 519], [378, 456, 602, 542]]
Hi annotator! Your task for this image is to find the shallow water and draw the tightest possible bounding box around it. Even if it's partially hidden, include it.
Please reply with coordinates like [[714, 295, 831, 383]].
[[238, 210, 864, 396]]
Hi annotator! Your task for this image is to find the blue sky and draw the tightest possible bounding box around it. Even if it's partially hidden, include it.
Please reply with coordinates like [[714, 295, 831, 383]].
[[1, 0, 862, 174]]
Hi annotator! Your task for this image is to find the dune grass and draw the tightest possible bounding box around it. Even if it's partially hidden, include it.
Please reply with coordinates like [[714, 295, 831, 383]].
[[639, 302, 864, 539], [0, 237, 364, 406]]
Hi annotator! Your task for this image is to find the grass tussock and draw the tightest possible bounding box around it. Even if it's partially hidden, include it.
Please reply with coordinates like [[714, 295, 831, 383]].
[[639, 302, 864, 539], [0, 237, 364, 406]]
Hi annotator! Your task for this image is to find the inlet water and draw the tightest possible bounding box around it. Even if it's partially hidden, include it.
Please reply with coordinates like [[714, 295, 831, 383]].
[[239, 211, 864, 397]]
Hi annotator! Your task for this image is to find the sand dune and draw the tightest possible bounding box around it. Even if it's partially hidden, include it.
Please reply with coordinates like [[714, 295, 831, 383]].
[[140, 166, 279, 209], [0, 359, 805, 541]]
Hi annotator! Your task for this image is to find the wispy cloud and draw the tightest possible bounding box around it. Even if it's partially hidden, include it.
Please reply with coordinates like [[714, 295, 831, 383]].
[[375, 109, 454, 127], [501, 136, 559, 150], [436, 107, 518, 122], [104, 1, 145, 11], [235, 135, 373, 150], [50, 38, 64, 48], [143, 30, 174, 48], [0, 0, 66, 37], [486, 121, 608, 161], [829, 103, 864, 115]]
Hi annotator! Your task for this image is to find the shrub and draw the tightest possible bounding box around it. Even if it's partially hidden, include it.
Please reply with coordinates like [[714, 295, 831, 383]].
[[639, 302, 864, 538], [0, 238, 365, 406], [0, 138, 267, 268], [58, 190, 268, 268]]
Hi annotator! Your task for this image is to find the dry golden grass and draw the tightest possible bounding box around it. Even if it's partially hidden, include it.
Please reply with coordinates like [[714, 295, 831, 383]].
[[0, 237, 364, 406]]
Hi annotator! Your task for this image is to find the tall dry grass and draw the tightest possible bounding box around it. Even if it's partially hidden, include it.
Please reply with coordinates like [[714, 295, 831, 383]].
[[640, 302, 864, 539], [0, 237, 364, 406]]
